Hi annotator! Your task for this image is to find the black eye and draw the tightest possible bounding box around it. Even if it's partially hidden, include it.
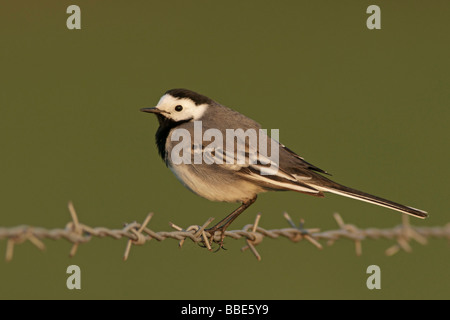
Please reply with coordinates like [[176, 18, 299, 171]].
[[175, 105, 183, 112]]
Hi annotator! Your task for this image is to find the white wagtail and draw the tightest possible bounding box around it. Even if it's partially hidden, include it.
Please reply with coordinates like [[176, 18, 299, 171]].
[[141, 89, 427, 246]]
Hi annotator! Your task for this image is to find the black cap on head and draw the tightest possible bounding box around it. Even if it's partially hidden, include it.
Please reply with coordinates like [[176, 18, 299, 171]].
[[165, 88, 213, 106]]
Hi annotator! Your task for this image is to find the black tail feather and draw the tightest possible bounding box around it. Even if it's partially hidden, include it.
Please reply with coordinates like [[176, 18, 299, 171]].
[[320, 183, 428, 219]]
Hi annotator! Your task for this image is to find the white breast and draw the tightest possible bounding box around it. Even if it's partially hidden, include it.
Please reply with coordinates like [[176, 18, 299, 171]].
[[168, 162, 265, 203]]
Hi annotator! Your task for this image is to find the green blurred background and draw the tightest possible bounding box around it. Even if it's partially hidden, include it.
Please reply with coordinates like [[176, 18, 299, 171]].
[[0, 0, 449, 299]]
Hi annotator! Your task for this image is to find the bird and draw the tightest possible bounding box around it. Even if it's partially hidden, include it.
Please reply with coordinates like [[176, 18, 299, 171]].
[[141, 88, 428, 247]]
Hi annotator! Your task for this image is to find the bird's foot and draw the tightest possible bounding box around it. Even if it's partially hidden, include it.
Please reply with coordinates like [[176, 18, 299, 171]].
[[204, 225, 228, 251]]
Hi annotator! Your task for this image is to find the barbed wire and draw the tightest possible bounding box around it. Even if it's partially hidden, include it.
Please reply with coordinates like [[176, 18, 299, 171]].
[[0, 202, 449, 262]]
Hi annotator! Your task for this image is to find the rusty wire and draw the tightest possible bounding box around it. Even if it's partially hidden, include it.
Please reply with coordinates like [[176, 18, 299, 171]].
[[0, 202, 449, 262]]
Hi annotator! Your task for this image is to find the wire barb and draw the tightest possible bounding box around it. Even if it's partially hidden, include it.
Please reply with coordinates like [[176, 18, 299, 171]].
[[123, 213, 154, 261], [0, 202, 449, 261], [330, 213, 364, 256], [241, 213, 263, 261], [283, 212, 323, 250], [385, 214, 429, 256], [67, 201, 83, 257]]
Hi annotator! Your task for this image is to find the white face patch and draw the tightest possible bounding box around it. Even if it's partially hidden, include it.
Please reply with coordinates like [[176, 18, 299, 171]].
[[154, 94, 208, 122]]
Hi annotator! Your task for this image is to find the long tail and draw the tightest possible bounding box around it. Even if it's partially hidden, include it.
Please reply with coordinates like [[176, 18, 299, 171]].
[[315, 181, 428, 219]]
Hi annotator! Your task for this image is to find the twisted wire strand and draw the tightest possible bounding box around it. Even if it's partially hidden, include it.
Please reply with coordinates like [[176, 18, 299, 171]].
[[1, 202, 449, 261]]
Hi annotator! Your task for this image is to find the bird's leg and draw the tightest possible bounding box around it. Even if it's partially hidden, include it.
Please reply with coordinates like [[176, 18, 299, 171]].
[[206, 196, 257, 249]]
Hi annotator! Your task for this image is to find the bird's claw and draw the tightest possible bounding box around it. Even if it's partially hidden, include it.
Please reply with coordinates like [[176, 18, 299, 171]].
[[204, 227, 227, 251]]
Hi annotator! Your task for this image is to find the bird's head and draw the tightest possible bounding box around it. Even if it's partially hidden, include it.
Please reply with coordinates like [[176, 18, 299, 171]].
[[141, 88, 213, 123]]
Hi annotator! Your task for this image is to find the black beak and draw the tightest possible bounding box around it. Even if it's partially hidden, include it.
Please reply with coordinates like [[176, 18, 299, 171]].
[[140, 107, 163, 114]]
